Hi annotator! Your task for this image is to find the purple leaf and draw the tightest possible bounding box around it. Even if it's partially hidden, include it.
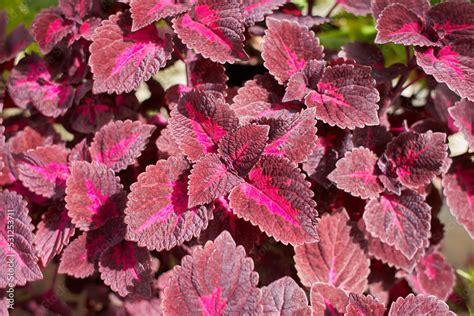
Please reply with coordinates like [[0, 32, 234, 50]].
[[345, 294, 385, 316], [283, 60, 325, 102], [371, 0, 430, 19], [59, 0, 93, 22], [0, 12, 32, 63], [260, 276, 311, 316], [337, 0, 371, 16], [426, 1, 474, 42], [241, 0, 287, 27], [352, 126, 392, 156], [449, 99, 474, 149], [31, 8, 73, 54], [388, 294, 454, 316], [130, 0, 190, 31]]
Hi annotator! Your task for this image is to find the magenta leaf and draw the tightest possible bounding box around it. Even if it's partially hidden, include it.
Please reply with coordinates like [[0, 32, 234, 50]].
[[258, 108, 318, 164], [218, 124, 270, 176], [34, 205, 75, 266], [415, 43, 474, 101], [7, 54, 75, 117], [240, 0, 286, 27], [65, 161, 125, 231], [345, 294, 385, 316], [371, 0, 430, 19], [283, 60, 325, 102], [426, 2, 474, 42], [449, 99, 474, 149], [407, 251, 455, 300], [363, 190, 431, 259], [375, 4, 438, 46], [169, 90, 239, 161], [162, 231, 261, 315], [89, 12, 173, 94], [17, 144, 70, 199], [90, 120, 156, 172], [260, 276, 311, 316], [59, 0, 93, 22], [337, 0, 371, 16], [305, 63, 380, 129], [98, 240, 152, 297], [442, 156, 474, 238], [294, 209, 370, 293], [0, 191, 43, 287], [229, 155, 318, 245], [155, 127, 182, 157], [188, 153, 243, 207], [187, 54, 228, 92], [130, 0, 190, 31], [125, 156, 213, 251], [310, 282, 349, 316], [262, 18, 324, 84], [328, 147, 383, 199], [31, 8, 73, 54], [383, 131, 448, 189], [172, 0, 248, 64], [388, 294, 455, 316]]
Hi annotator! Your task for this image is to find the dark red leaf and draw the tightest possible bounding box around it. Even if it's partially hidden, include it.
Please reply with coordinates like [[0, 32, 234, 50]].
[[352, 126, 392, 156], [89, 12, 173, 94], [426, 2, 474, 42], [34, 205, 75, 266], [66, 161, 125, 231], [262, 18, 324, 84], [17, 145, 70, 199], [260, 276, 311, 315], [345, 294, 385, 316], [99, 240, 152, 297], [130, 0, 190, 31], [449, 99, 474, 149], [305, 63, 380, 129], [187, 54, 228, 92], [310, 282, 348, 316], [0, 13, 32, 63], [218, 124, 270, 176], [363, 191, 431, 260], [125, 156, 213, 251], [162, 231, 262, 315], [328, 147, 383, 199], [31, 8, 73, 54], [388, 294, 454, 316], [169, 90, 239, 161], [241, 0, 286, 27], [90, 120, 156, 172], [337, 0, 371, 16], [294, 209, 369, 293], [172, 0, 248, 64], [229, 155, 318, 245], [371, 0, 430, 19], [188, 153, 243, 207], [0, 191, 43, 287], [283, 60, 325, 102], [59, 0, 93, 22]]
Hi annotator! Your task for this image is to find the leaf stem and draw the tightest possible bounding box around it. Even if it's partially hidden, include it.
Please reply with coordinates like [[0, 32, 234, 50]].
[[307, 0, 315, 16], [325, 2, 338, 18]]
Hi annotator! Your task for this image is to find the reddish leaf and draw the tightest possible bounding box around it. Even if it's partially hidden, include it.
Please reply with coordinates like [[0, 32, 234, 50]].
[[352, 126, 392, 156], [283, 60, 325, 102], [415, 42, 474, 101], [31, 8, 73, 54], [0, 191, 43, 287], [188, 153, 243, 207], [363, 191, 431, 260], [90, 120, 156, 172], [383, 131, 448, 189], [89, 12, 173, 94], [345, 294, 385, 316], [99, 240, 152, 297], [130, 0, 190, 31], [218, 124, 270, 176], [59, 0, 93, 21], [407, 251, 455, 300], [241, 0, 287, 27], [34, 205, 75, 266], [162, 231, 262, 315], [17, 145, 70, 199], [229, 155, 318, 245], [8, 126, 54, 155], [172, 0, 248, 64], [124, 298, 162, 315], [310, 282, 348, 316], [442, 156, 474, 238], [337, 0, 371, 16], [449, 99, 474, 149], [169, 90, 239, 161], [426, 2, 474, 42], [260, 276, 311, 316], [125, 156, 213, 251], [294, 209, 369, 293], [0, 13, 32, 63], [388, 294, 454, 316], [328, 147, 383, 199], [155, 127, 182, 157], [305, 63, 380, 129], [187, 54, 228, 92], [371, 0, 430, 19], [262, 18, 324, 84], [375, 4, 438, 46], [66, 161, 125, 231]]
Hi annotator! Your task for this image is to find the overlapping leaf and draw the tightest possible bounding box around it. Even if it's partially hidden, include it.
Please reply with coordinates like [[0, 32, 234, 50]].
[[59, 0, 93, 22], [426, 1, 474, 42], [229, 155, 318, 245], [240, 0, 286, 27], [283, 60, 325, 102], [294, 209, 369, 292], [130, 0, 190, 31], [0, 12, 32, 63], [90, 120, 156, 172], [31, 8, 73, 54], [363, 190, 431, 259], [352, 126, 392, 156], [345, 294, 385, 316], [449, 99, 474, 149], [262, 18, 324, 84], [260, 277, 311, 316], [371, 0, 430, 19], [388, 294, 454, 316], [89, 12, 173, 94], [172, 0, 248, 63], [337, 0, 371, 16], [162, 231, 262, 315], [310, 282, 348, 316], [125, 156, 213, 251]]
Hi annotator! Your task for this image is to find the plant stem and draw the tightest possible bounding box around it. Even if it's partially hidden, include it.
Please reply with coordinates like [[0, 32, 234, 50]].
[[307, 0, 314, 16], [401, 73, 426, 91], [325, 2, 338, 18]]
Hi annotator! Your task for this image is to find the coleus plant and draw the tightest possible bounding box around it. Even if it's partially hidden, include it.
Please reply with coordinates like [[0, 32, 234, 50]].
[[0, 0, 473, 314]]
